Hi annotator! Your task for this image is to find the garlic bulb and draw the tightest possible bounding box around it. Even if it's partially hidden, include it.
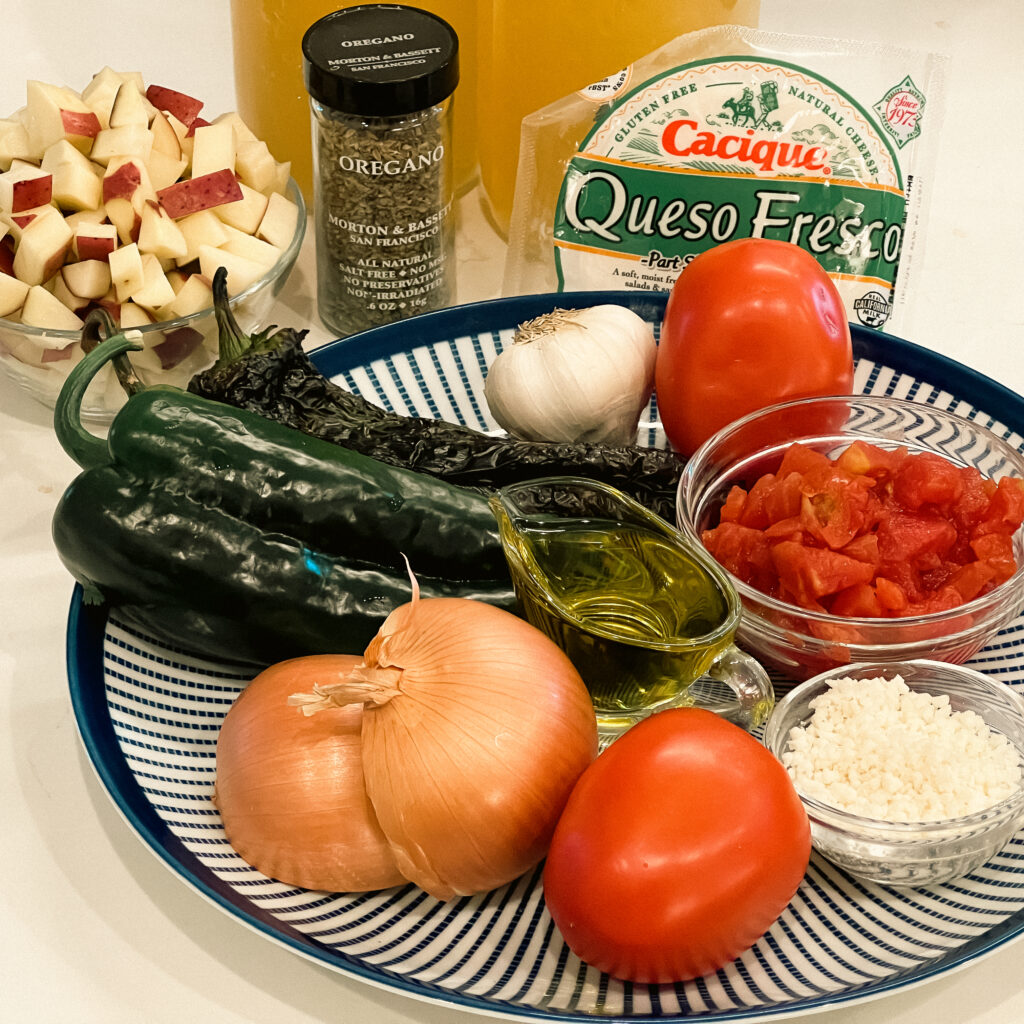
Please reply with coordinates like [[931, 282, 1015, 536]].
[[483, 305, 656, 445]]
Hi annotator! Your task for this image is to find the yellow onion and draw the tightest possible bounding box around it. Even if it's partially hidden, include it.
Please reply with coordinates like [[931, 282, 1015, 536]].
[[213, 654, 405, 892], [291, 586, 599, 900]]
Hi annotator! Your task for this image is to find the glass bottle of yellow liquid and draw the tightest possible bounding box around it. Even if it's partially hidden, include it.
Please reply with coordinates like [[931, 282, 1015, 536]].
[[477, 0, 760, 238], [230, 0, 481, 202]]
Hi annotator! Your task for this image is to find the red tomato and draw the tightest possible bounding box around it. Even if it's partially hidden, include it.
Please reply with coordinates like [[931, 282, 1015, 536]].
[[542, 709, 811, 984], [656, 238, 854, 456]]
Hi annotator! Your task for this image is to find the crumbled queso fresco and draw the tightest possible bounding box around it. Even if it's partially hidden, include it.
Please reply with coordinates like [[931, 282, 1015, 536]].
[[782, 675, 1022, 822]]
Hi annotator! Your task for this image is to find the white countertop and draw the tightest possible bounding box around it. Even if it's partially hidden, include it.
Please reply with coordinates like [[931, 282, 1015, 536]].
[[3, 2, 1023, 1022]]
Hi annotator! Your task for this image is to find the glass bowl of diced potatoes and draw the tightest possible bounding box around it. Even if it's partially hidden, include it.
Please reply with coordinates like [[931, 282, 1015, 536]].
[[763, 659, 1024, 887], [0, 70, 306, 420]]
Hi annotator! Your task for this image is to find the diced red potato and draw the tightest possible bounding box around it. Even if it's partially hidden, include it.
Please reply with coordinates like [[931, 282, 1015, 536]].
[[157, 167, 243, 219], [13, 211, 72, 286], [145, 84, 204, 129], [90, 124, 154, 166], [0, 163, 53, 213], [62, 258, 111, 299], [161, 271, 213, 318], [0, 71, 301, 346], [21, 283, 84, 329], [118, 300, 154, 327], [0, 268, 29, 317], [174, 209, 228, 265], [104, 196, 142, 244], [189, 121, 235, 180], [41, 140, 103, 212], [214, 181, 268, 234], [23, 81, 101, 157], [0, 119, 32, 170], [138, 200, 187, 260], [257, 190, 299, 250], [152, 324, 204, 368], [108, 241, 145, 301], [41, 342, 77, 362], [0, 235, 16, 276], [72, 220, 118, 261], [108, 81, 150, 130], [185, 116, 211, 139]]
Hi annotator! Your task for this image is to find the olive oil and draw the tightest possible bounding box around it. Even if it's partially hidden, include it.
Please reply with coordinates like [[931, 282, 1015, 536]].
[[491, 477, 772, 740], [506, 515, 733, 715]]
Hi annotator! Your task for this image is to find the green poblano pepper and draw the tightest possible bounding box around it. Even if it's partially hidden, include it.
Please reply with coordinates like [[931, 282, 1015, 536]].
[[52, 317, 516, 666]]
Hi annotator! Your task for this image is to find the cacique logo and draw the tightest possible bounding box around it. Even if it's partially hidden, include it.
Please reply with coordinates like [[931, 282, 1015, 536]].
[[659, 119, 830, 175]]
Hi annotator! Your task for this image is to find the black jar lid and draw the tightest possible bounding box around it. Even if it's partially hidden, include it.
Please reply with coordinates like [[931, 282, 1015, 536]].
[[302, 4, 459, 117]]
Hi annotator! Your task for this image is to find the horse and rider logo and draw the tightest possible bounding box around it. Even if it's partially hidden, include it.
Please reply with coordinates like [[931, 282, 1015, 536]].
[[721, 81, 783, 131]]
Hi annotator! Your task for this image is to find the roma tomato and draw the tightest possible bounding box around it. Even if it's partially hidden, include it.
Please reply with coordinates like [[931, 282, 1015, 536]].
[[542, 709, 810, 984], [656, 238, 854, 456]]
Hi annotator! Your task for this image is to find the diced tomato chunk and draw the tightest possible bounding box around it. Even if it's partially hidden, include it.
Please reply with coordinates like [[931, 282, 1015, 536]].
[[972, 532, 1018, 583], [877, 511, 957, 562], [835, 440, 907, 481], [763, 515, 807, 542], [737, 474, 774, 529], [719, 485, 748, 524], [701, 522, 773, 589], [777, 443, 831, 478], [975, 477, 1024, 537], [771, 542, 875, 606], [839, 532, 880, 566], [799, 476, 875, 550], [763, 471, 804, 524], [947, 560, 998, 603], [893, 451, 965, 509], [829, 582, 883, 618], [874, 576, 909, 611]]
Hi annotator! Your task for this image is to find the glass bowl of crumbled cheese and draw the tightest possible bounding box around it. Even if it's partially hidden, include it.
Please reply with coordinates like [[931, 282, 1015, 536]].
[[763, 660, 1024, 887]]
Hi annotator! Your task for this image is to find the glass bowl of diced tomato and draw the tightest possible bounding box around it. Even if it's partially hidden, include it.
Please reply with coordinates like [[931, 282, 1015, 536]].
[[675, 396, 1024, 683]]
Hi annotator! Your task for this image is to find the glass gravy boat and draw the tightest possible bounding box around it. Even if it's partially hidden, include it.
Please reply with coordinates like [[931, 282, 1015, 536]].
[[490, 476, 774, 741]]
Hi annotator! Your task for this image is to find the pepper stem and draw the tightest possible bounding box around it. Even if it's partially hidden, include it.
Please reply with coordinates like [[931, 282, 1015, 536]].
[[53, 313, 143, 470], [211, 266, 251, 367]]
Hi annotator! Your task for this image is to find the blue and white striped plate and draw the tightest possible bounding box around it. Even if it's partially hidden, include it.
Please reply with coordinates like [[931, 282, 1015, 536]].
[[68, 291, 1024, 1022]]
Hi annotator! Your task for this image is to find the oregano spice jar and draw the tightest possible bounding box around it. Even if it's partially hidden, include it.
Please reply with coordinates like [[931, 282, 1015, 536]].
[[302, 4, 459, 336]]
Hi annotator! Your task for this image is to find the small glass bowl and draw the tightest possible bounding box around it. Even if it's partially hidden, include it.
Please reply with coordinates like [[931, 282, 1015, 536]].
[[0, 179, 305, 421], [763, 660, 1024, 887], [675, 395, 1024, 681]]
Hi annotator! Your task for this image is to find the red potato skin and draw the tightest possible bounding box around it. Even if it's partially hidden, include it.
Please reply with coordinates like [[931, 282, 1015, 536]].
[[42, 244, 71, 283], [102, 161, 143, 203], [157, 168, 243, 219], [60, 109, 101, 140], [0, 237, 14, 276], [12, 175, 52, 213], [154, 326, 204, 369], [145, 84, 204, 128], [186, 117, 211, 139], [543, 708, 811, 984], [75, 233, 117, 262]]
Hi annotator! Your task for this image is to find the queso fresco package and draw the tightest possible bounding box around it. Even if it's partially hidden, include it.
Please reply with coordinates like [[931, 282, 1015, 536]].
[[502, 25, 947, 334]]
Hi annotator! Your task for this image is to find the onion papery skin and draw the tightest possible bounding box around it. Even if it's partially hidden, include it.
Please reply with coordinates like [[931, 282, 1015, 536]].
[[213, 654, 405, 893], [357, 597, 599, 901]]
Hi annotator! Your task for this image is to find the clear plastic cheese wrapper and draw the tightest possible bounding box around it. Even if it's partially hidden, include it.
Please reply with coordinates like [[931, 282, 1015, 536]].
[[502, 25, 948, 335]]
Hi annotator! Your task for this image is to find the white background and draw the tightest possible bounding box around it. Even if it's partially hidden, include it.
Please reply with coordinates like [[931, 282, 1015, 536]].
[[3, 2, 1024, 1023]]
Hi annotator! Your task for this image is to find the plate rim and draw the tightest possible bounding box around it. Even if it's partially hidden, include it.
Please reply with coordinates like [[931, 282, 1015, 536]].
[[66, 291, 1024, 1022]]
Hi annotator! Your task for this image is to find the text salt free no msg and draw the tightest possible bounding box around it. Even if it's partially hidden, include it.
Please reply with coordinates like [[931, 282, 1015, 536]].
[[781, 675, 1022, 822]]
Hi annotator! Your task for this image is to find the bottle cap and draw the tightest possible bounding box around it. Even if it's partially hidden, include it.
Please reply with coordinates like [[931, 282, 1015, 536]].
[[303, 4, 459, 117]]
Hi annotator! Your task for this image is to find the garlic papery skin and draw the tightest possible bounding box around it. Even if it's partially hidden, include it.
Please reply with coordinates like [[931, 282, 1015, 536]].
[[483, 305, 657, 445]]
